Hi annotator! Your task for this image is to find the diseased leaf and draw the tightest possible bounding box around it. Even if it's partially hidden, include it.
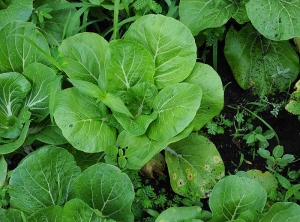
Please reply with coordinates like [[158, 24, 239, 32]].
[[184, 63, 224, 131], [165, 134, 224, 199], [246, 0, 300, 40], [224, 24, 299, 96], [179, 0, 236, 36], [23, 63, 58, 122], [105, 40, 155, 94], [124, 14, 197, 89], [27, 205, 64, 222], [72, 163, 134, 221], [63, 199, 106, 222], [54, 88, 116, 153], [58, 32, 108, 84], [209, 175, 267, 221], [286, 80, 300, 115], [0, 21, 50, 73], [260, 202, 300, 222], [9, 146, 81, 215], [147, 83, 202, 141], [246, 170, 278, 195], [0, 0, 33, 29]]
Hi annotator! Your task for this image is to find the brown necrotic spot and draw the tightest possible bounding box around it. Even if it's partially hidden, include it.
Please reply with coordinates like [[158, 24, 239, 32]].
[[204, 164, 210, 170], [177, 179, 184, 187], [187, 174, 193, 180], [173, 173, 177, 180], [214, 156, 221, 163]]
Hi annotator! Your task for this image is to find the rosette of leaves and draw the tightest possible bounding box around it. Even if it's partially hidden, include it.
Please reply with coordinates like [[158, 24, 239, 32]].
[[53, 15, 224, 172]]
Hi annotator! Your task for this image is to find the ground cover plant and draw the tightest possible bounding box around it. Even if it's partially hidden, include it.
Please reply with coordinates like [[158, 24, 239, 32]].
[[0, 0, 300, 221]]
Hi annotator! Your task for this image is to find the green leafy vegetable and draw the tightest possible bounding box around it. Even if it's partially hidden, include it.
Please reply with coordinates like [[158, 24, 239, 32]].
[[246, 0, 300, 41], [147, 83, 202, 141], [124, 14, 197, 89], [156, 206, 203, 221], [53, 88, 116, 153], [9, 146, 81, 215], [72, 163, 135, 221], [225, 24, 299, 96]]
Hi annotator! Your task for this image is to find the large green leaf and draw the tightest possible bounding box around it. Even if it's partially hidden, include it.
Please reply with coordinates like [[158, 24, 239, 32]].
[[156, 206, 203, 221], [58, 32, 108, 84], [0, 73, 31, 139], [259, 202, 300, 222], [0, 21, 50, 73], [209, 175, 267, 222], [63, 199, 107, 222], [27, 205, 64, 222], [0, 208, 24, 222], [184, 63, 224, 131], [105, 40, 155, 94], [72, 163, 134, 221], [23, 63, 58, 122], [9, 146, 81, 215], [246, 0, 300, 41], [54, 88, 116, 153], [0, 0, 33, 29], [224, 24, 299, 96], [179, 0, 236, 36], [124, 14, 197, 89], [165, 134, 225, 199], [147, 83, 202, 141]]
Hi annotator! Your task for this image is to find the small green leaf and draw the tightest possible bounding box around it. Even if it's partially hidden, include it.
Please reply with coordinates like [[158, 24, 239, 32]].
[[272, 145, 284, 159], [102, 93, 133, 118], [68, 78, 105, 99], [257, 148, 271, 159]]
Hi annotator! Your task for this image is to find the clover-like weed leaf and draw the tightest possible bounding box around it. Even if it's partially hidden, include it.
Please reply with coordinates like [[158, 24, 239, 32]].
[[0, 21, 50, 73], [165, 133, 225, 199], [124, 14, 197, 89], [209, 175, 267, 221], [147, 83, 202, 141], [54, 88, 116, 153], [246, 0, 300, 40], [58, 32, 108, 84], [72, 163, 134, 221], [0, 0, 33, 29], [184, 63, 224, 131], [179, 0, 236, 36], [9, 146, 81, 215], [105, 40, 155, 95], [225, 24, 299, 96]]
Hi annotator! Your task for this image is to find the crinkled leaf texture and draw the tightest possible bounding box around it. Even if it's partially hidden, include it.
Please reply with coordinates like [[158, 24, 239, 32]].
[[58, 32, 108, 84], [27, 205, 63, 222], [105, 40, 155, 95], [246, 0, 300, 40], [23, 62, 58, 122], [165, 133, 224, 199], [54, 88, 116, 153], [147, 83, 202, 141], [225, 24, 299, 96], [0, 208, 23, 222], [179, 0, 236, 36], [184, 63, 224, 131], [156, 206, 203, 221], [9, 146, 81, 215], [72, 163, 134, 221], [124, 14, 197, 89], [209, 175, 267, 222], [0, 21, 50, 73], [0, 0, 33, 29]]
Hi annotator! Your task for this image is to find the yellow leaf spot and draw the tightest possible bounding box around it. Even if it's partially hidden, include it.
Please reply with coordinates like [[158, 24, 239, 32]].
[[187, 174, 193, 180], [173, 173, 177, 180], [204, 164, 210, 170], [214, 156, 221, 163], [177, 179, 184, 187]]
